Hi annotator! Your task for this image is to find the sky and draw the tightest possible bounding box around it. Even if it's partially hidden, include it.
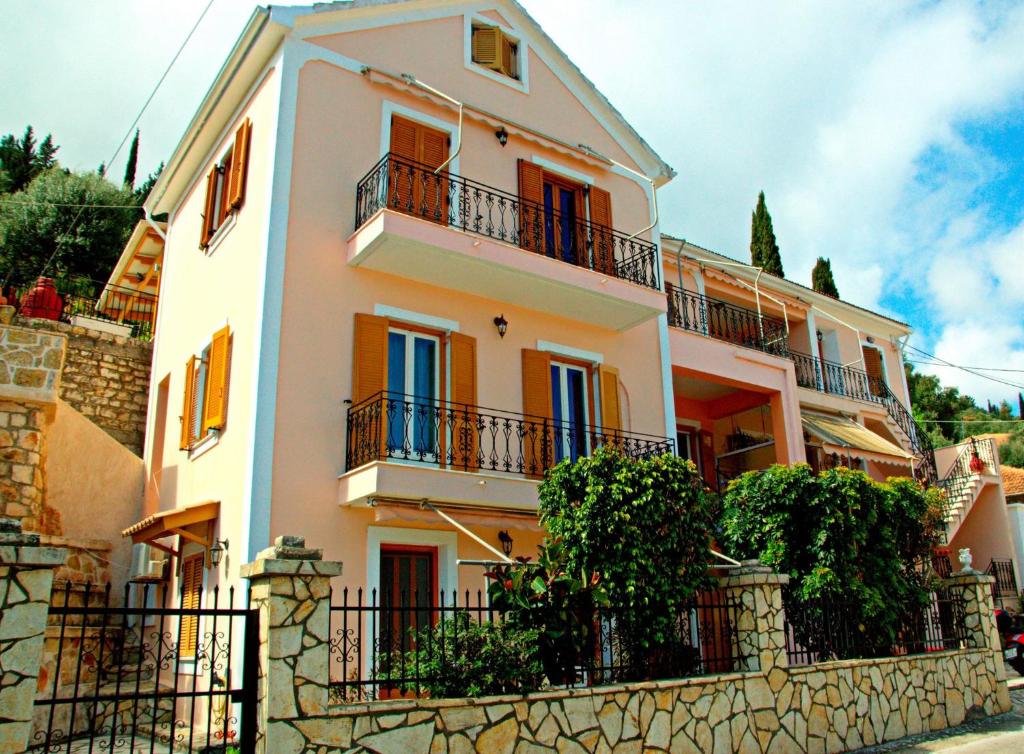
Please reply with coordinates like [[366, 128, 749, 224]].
[[3, 0, 1024, 410]]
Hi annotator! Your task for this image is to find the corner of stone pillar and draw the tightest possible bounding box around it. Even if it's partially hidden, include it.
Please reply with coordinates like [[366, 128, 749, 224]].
[[241, 535, 342, 754], [0, 516, 67, 754], [943, 568, 1001, 654], [718, 560, 790, 673]]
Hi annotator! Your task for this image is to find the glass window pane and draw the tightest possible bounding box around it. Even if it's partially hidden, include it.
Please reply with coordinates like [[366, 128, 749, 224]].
[[387, 332, 406, 395], [412, 337, 437, 456], [543, 184, 555, 256]]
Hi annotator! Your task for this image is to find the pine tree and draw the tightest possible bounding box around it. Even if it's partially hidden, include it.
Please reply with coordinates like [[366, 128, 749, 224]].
[[749, 191, 784, 277], [811, 257, 840, 298], [35, 135, 58, 172], [123, 130, 139, 190], [0, 126, 58, 194]]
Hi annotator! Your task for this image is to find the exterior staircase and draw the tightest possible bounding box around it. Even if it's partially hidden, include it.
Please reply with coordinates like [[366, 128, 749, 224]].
[[938, 438, 997, 544]]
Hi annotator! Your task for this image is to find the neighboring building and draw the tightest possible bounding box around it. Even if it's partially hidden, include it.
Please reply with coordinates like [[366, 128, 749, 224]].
[[119, 0, 1017, 630]]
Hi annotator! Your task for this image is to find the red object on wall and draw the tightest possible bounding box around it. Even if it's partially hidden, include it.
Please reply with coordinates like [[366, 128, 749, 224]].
[[19, 277, 63, 320], [969, 454, 985, 474]]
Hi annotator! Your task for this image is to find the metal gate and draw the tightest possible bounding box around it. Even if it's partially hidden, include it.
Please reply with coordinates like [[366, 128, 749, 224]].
[[31, 581, 258, 753]]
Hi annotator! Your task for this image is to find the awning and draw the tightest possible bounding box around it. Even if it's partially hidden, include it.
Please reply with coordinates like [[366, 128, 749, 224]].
[[801, 414, 913, 462], [121, 500, 220, 558], [370, 499, 541, 532]]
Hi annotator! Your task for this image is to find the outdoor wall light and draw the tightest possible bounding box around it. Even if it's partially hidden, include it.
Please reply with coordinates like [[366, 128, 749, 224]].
[[495, 127, 509, 147], [498, 530, 514, 556], [493, 314, 508, 338], [209, 538, 229, 568]]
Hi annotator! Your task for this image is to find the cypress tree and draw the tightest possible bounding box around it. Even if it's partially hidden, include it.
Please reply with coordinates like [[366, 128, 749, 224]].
[[750, 190, 784, 277], [811, 257, 840, 298], [123, 130, 139, 190]]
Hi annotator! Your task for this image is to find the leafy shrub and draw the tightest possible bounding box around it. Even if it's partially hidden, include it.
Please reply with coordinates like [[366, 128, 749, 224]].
[[378, 611, 544, 699], [720, 464, 945, 657]]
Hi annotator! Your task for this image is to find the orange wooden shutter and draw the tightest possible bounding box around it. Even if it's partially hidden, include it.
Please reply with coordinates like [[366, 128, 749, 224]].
[[180, 356, 196, 450], [352, 314, 389, 404], [863, 346, 885, 397], [522, 349, 552, 478], [179, 556, 203, 658], [201, 326, 231, 433], [472, 26, 501, 68], [450, 333, 478, 471], [228, 119, 251, 210], [518, 159, 545, 253], [599, 365, 621, 432], [200, 168, 218, 246], [589, 186, 615, 275], [389, 115, 420, 215], [419, 127, 450, 225]]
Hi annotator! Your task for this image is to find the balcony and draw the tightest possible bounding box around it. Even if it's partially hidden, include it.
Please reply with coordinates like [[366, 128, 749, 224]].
[[666, 283, 789, 357], [346, 155, 666, 331], [340, 391, 673, 507]]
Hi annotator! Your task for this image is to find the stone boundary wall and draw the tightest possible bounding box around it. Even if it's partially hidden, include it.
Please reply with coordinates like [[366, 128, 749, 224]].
[[19, 318, 152, 455], [291, 649, 1007, 754]]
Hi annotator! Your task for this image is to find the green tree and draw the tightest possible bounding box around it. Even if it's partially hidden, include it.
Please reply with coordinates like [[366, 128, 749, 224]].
[[0, 126, 59, 194], [134, 161, 163, 205], [123, 129, 140, 190], [904, 362, 977, 445], [1001, 434, 1024, 468], [0, 168, 138, 283], [750, 190, 784, 277], [811, 256, 839, 298]]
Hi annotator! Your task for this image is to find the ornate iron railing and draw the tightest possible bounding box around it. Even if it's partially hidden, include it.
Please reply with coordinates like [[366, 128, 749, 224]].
[[783, 587, 968, 666], [328, 586, 742, 702], [666, 283, 789, 356], [354, 153, 661, 290], [938, 438, 995, 510], [345, 391, 673, 475]]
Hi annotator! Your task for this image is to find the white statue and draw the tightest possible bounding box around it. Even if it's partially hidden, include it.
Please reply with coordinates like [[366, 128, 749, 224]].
[[958, 548, 973, 572]]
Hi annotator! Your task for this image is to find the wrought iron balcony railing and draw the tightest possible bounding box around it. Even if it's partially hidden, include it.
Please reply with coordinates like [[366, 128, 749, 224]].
[[666, 283, 789, 357], [938, 437, 996, 505], [354, 153, 661, 290], [345, 391, 673, 476]]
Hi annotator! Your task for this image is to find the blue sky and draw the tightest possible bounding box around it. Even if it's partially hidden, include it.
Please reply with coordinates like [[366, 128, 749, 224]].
[[3, 0, 1024, 408]]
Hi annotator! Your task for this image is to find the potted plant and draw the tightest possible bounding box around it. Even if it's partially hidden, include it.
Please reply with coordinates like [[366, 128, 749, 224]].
[[969, 453, 985, 474]]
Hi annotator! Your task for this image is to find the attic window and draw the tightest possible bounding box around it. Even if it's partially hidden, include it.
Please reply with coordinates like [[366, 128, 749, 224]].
[[471, 24, 518, 80]]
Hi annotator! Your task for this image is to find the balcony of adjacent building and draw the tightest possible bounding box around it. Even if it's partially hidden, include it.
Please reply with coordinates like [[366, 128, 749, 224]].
[[338, 391, 674, 510], [345, 154, 666, 331]]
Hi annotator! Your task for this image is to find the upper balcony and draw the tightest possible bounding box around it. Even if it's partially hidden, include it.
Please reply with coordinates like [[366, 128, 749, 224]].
[[346, 154, 666, 331], [666, 283, 789, 357]]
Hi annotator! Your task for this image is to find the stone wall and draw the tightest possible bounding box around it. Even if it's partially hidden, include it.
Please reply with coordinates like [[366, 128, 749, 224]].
[[316, 648, 1007, 754], [18, 318, 152, 455]]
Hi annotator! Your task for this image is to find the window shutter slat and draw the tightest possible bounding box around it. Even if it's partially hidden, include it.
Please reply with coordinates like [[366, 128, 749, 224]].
[[180, 356, 197, 450], [589, 186, 615, 275], [863, 346, 885, 397], [389, 116, 420, 215], [521, 349, 552, 478], [518, 159, 545, 253], [472, 26, 501, 68], [450, 333, 478, 471], [179, 556, 203, 658], [599, 365, 621, 433], [200, 168, 218, 247], [228, 119, 251, 210], [352, 314, 389, 404], [202, 325, 231, 433], [419, 128, 450, 225]]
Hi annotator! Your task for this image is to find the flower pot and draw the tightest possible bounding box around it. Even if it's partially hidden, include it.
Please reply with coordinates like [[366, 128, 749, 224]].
[[969, 454, 985, 474], [19, 277, 63, 320], [0, 304, 14, 325]]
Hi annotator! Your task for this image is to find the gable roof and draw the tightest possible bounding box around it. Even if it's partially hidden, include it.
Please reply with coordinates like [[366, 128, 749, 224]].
[[147, 0, 674, 215]]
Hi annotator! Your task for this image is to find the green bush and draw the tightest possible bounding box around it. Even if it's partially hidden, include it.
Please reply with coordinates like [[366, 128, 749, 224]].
[[378, 611, 544, 699], [719, 464, 945, 657]]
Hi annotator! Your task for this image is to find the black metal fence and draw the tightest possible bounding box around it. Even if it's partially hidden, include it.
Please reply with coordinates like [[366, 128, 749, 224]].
[[987, 558, 1018, 607], [31, 581, 257, 754], [666, 283, 789, 357], [354, 153, 661, 290], [345, 391, 674, 475], [783, 587, 968, 667], [8, 276, 158, 341], [328, 587, 743, 703]]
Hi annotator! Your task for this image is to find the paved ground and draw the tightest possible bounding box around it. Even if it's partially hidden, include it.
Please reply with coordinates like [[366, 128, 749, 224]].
[[858, 682, 1024, 753]]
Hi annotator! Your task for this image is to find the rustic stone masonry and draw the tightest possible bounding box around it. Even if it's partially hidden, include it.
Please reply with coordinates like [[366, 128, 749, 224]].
[[19, 319, 152, 455], [0, 517, 67, 754], [0, 323, 64, 534], [241, 535, 343, 754], [243, 555, 1010, 754]]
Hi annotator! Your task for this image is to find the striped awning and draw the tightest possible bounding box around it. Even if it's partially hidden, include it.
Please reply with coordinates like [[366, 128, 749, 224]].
[[801, 414, 913, 461]]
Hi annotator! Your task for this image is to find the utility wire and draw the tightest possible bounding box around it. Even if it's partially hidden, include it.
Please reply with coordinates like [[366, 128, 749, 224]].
[[906, 359, 1024, 374], [904, 343, 1024, 392], [28, 0, 217, 282], [1, 200, 145, 209]]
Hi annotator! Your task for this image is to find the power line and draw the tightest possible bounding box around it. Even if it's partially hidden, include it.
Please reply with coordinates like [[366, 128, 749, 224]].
[[906, 359, 1024, 374], [31, 0, 217, 281], [0, 200, 143, 209], [918, 418, 1022, 424], [904, 343, 1024, 392]]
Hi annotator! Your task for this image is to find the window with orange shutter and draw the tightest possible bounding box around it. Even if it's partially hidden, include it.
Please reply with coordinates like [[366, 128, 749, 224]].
[[180, 327, 232, 453], [471, 23, 519, 80], [199, 119, 252, 249], [178, 554, 204, 659]]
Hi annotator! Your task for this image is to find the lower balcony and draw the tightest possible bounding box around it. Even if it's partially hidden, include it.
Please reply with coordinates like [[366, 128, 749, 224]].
[[338, 391, 673, 508], [666, 283, 789, 357]]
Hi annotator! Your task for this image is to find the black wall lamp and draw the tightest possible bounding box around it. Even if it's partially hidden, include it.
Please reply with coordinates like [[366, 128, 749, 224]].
[[209, 538, 229, 568], [493, 314, 508, 338], [498, 530, 513, 556], [495, 127, 509, 147]]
